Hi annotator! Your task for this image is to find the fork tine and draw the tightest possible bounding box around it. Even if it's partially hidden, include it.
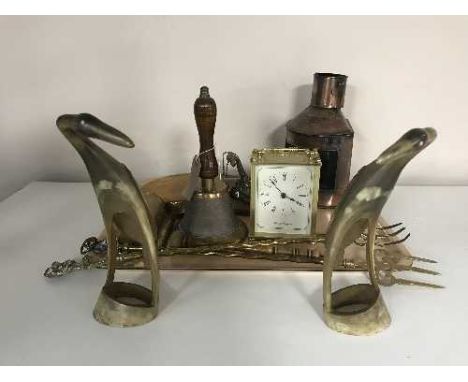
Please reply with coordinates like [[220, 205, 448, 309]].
[[378, 222, 403, 230], [406, 265, 440, 275], [394, 277, 445, 289], [384, 232, 411, 246], [408, 256, 438, 264], [382, 226, 406, 237]]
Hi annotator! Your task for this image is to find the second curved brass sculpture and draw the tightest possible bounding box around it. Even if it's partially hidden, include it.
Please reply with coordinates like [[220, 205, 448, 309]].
[[323, 128, 437, 335], [57, 113, 160, 327]]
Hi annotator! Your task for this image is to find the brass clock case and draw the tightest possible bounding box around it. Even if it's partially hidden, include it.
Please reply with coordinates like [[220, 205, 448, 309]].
[[250, 148, 321, 239]]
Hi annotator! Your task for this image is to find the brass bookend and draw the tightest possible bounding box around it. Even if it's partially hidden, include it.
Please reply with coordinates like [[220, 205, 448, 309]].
[[323, 128, 437, 335], [57, 113, 160, 327]]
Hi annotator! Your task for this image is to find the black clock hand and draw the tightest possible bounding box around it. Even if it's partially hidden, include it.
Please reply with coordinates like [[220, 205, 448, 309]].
[[287, 195, 305, 207], [269, 178, 303, 206], [270, 179, 283, 194]]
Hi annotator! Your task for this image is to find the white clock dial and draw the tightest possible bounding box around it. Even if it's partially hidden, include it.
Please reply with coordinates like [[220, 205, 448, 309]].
[[254, 165, 313, 235]]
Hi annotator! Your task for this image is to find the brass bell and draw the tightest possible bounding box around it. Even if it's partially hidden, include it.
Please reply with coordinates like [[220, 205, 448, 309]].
[[180, 87, 247, 246]]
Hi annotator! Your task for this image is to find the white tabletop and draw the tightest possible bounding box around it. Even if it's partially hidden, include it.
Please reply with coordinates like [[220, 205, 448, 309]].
[[0, 182, 466, 365]]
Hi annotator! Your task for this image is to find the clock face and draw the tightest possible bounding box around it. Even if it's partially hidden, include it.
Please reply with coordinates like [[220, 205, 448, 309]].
[[254, 165, 313, 235]]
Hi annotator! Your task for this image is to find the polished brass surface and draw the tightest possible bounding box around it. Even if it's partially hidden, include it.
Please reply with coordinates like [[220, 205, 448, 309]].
[[249, 148, 321, 238], [323, 127, 437, 335], [56, 113, 160, 327], [250, 147, 322, 166]]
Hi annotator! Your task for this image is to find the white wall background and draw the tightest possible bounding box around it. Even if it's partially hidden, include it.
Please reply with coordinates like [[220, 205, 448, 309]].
[[0, 16, 467, 200]]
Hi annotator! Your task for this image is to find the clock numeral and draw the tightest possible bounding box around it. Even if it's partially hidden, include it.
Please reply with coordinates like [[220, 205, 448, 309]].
[[271, 206, 276, 213], [297, 184, 305, 189], [263, 200, 271, 207], [298, 194, 307, 197], [282, 173, 287, 181]]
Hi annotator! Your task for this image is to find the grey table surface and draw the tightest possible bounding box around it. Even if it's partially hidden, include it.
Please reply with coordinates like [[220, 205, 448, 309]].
[[0, 182, 466, 365]]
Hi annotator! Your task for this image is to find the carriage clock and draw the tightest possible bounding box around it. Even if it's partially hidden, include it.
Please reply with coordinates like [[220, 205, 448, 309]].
[[250, 148, 321, 238]]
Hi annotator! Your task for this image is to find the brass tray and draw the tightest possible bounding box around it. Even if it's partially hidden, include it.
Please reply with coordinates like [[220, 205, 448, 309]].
[[85, 174, 413, 271]]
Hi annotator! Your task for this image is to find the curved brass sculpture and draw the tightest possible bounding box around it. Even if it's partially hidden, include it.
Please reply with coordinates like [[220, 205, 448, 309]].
[[57, 113, 160, 327], [323, 128, 437, 335]]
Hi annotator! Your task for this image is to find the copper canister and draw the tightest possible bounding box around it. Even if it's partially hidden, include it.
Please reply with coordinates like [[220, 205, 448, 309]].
[[286, 73, 354, 207]]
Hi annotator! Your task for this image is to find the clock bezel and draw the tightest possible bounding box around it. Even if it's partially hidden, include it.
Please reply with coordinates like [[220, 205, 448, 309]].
[[250, 148, 321, 238]]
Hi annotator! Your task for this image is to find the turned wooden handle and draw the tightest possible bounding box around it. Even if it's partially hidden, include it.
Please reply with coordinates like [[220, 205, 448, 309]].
[[194, 86, 218, 179]]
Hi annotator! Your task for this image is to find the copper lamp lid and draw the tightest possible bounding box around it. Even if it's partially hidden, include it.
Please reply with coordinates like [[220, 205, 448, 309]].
[[311, 72, 347, 109]]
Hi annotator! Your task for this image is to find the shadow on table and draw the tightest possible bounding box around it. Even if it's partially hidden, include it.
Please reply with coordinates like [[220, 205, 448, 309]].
[[130, 270, 201, 314], [282, 272, 356, 319]]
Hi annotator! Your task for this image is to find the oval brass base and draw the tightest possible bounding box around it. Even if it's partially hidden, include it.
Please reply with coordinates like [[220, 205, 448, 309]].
[[324, 283, 391, 336], [93, 282, 158, 327]]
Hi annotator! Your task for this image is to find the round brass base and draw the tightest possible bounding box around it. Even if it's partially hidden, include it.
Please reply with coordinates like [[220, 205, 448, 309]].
[[93, 282, 158, 327], [324, 284, 391, 336]]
